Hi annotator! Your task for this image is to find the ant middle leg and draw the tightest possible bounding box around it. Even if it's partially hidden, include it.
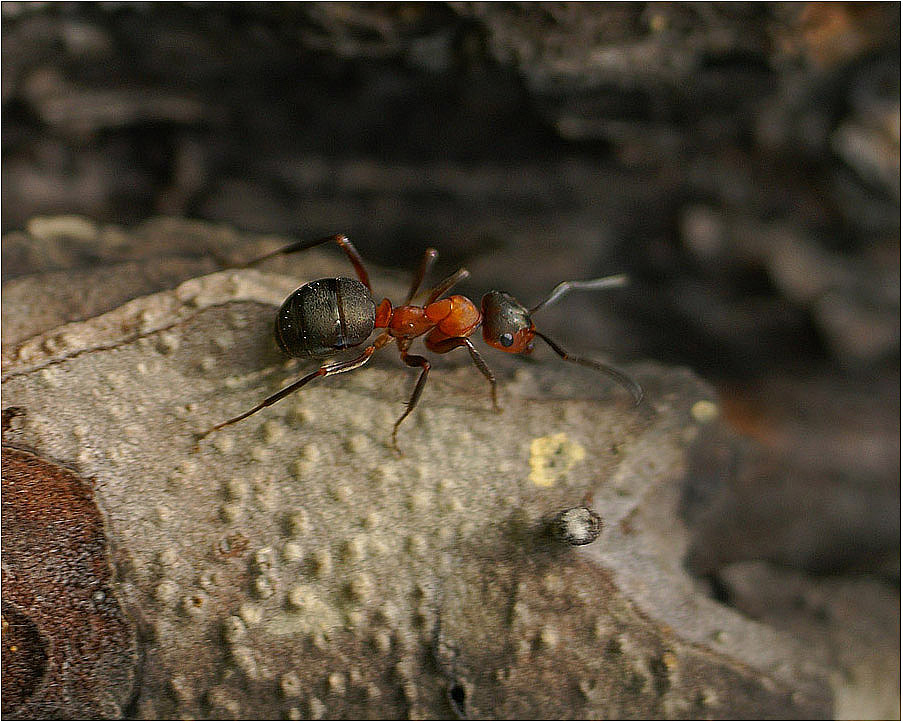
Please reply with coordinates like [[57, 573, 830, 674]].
[[426, 336, 500, 412], [243, 233, 372, 291], [392, 346, 432, 454], [200, 332, 391, 439]]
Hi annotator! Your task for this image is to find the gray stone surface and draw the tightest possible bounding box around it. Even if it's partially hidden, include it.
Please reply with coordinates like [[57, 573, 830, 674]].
[[3, 265, 831, 718]]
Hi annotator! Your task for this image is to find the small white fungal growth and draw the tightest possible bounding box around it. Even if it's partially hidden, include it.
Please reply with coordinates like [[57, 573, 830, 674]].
[[550, 506, 603, 546]]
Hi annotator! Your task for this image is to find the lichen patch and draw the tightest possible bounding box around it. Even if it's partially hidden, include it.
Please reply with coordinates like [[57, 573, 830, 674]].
[[528, 432, 586, 487]]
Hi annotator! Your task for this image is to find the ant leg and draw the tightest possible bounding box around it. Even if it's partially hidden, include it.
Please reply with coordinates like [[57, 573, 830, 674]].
[[403, 247, 439, 304], [244, 234, 372, 291], [427, 337, 500, 412], [200, 332, 391, 438], [534, 330, 644, 405], [392, 350, 432, 454], [425, 268, 470, 304]]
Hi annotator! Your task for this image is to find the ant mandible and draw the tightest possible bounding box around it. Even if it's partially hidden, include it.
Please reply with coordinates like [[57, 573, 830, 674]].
[[200, 234, 643, 453]]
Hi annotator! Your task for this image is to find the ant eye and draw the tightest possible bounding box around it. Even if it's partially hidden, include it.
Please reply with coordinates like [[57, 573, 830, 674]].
[[498, 332, 514, 347]]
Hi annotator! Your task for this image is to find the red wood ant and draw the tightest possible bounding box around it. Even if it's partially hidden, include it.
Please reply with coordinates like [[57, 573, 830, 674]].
[[200, 234, 642, 453]]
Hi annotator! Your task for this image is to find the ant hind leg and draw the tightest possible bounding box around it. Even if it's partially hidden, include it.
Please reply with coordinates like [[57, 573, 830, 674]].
[[243, 234, 373, 291]]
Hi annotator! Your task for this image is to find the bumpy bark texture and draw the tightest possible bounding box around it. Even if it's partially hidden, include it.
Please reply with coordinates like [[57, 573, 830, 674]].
[[3, 223, 832, 718]]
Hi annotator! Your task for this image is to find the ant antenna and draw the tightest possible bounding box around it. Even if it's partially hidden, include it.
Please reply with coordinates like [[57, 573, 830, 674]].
[[529, 274, 629, 314], [534, 330, 644, 406]]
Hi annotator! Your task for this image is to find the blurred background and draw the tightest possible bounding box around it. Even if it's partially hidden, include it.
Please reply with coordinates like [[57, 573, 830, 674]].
[[2, 1, 899, 713]]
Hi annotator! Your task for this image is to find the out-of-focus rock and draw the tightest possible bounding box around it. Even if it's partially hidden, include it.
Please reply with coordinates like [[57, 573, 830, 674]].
[[718, 561, 900, 721], [2, 263, 830, 718], [683, 372, 900, 577]]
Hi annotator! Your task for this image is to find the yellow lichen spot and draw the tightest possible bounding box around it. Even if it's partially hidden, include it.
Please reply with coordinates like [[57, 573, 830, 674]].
[[691, 400, 719, 423], [528, 433, 586, 487]]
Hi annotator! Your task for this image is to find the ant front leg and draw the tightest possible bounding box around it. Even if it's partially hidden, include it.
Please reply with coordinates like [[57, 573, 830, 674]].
[[426, 336, 500, 413], [200, 332, 391, 439], [243, 233, 373, 291]]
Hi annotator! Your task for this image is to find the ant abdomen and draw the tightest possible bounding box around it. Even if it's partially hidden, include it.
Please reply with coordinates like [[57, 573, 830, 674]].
[[275, 277, 375, 358]]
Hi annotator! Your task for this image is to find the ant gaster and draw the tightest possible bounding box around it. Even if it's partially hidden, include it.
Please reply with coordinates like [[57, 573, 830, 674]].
[[201, 234, 643, 453]]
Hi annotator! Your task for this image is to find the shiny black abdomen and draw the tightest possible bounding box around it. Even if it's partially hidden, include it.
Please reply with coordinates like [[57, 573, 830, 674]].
[[275, 278, 375, 358]]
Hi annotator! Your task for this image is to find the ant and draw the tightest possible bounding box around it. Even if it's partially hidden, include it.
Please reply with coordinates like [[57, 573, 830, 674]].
[[200, 234, 643, 453]]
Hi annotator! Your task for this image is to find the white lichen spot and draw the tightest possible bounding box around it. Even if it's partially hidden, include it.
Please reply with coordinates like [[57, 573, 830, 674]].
[[511, 600, 531, 626], [345, 433, 369, 453], [223, 615, 247, 644], [220, 503, 243, 523], [528, 432, 586, 487], [699, 687, 719, 708], [280, 671, 303, 698], [253, 547, 276, 574], [286, 509, 310, 537], [345, 572, 374, 602], [250, 445, 271, 462], [441, 495, 465, 514], [290, 457, 312, 479], [537, 624, 560, 650], [341, 535, 367, 564], [238, 602, 264, 626], [287, 706, 302, 720], [291, 404, 314, 425], [405, 489, 430, 512], [307, 696, 326, 720], [262, 418, 285, 444], [156, 331, 180, 355], [169, 674, 193, 703], [253, 479, 276, 511], [327, 671, 347, 695], [365, 682, 382, 700], [158, 548, 180, 568], [691, 399, 719, 423], [212, 331, 234, 351], [369, 466, 389, 485], [310, 549, 333, 577], [155, 580, 180, 605], [231, 645, 259, 680], [206, 687, 240, 717], [328, 481, 352, 503], [361, 510, 381, 530], [286, 584, 315, 611], [282, 542, 304, 563], [372, 629, 393, 654], [542, 572, 565, 595], [345, 609, 366, 628], [224, 477, 248, 500], [39, 367, 62, 387], [213, 434, 235, 454], [368, 536, 391, 558], [401, 681, 418, 703], [254, 575, 277, 599], [136, 361, 149, 375], [405, 534, 427, 557]]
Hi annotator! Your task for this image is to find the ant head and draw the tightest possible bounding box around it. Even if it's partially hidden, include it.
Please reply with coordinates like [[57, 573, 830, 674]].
[[480, 291, 535, 353]]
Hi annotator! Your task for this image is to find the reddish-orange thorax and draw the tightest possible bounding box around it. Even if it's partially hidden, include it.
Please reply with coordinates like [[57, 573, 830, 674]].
[[376, 294, 482, 342], [424, 295, 482, 337], [385, 304, 435, 339]]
